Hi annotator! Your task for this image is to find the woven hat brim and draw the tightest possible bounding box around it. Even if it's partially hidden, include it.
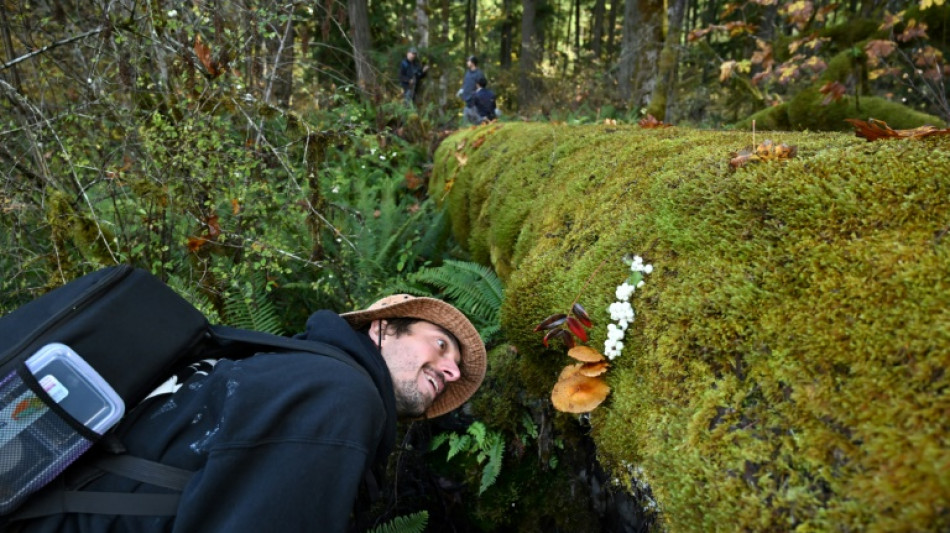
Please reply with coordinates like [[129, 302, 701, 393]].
[[341, 297, 487, 418]]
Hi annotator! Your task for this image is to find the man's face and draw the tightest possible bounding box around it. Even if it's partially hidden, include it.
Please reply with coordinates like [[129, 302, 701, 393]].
[[466, 59, 474, 70], [375, 320, 462, 417], [408, 51, 417, 61]]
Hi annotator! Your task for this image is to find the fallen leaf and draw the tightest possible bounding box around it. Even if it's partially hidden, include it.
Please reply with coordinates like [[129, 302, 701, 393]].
[[404, 169, 424, 190], [819, 81, 846, 105], [639, 114, 672, 128], [453, 151, 468, 166], [729, 149, 759, 170], [194, 35, 223, 77], [730, 139, 797, 170], [845, 118, 950, 141]]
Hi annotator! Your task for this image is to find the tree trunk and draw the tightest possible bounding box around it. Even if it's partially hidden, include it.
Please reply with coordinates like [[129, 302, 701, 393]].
[[416, 0, 430, 48], [347, 0, 376, 95], [645, 0, 688, 121], [607, 0, 620, 61], [591, 0, 605, 60], [438, 0, 450, 108], [573, 0, 581, 72], [519, 0, 538, 108], [465, 0, 476, 56], [617, 0, 637, 101], [500, 0, 513, 68]]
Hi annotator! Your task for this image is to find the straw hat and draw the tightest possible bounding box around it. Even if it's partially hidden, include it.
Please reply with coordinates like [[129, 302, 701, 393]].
[[341, 294, 486, 418]]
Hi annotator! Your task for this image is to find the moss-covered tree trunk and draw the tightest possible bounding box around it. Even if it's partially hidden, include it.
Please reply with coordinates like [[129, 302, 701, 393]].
[[645, 0, 687, 120]]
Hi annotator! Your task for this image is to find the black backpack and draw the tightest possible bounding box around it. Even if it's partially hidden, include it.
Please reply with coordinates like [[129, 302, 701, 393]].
[[0, 265, 364, 522]]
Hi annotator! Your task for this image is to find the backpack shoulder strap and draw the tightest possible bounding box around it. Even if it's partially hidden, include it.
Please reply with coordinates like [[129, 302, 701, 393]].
[[207, 325, 371, 379]]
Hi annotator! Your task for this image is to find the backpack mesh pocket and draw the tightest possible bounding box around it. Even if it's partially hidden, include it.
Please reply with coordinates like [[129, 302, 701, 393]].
[[0, 370, 94, 514]]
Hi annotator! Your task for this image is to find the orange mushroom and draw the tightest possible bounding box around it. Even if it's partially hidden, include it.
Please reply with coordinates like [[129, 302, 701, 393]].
[[578, 360, 609, 377], [551, 372, 610, 413], [567, 345, 605, 363]]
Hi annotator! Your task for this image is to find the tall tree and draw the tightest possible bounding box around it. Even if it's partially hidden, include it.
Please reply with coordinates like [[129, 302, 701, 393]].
[[520, 0, 539, 107], [416, 0, 430, 48], [500, 0, 514, 69], [617, 0, 638, 101], [618, 0, 662, 106], [347, 0, 376, 95], [607, 0, 620, 61], [645, 0, 688, 120], [465, 0, 477, 56], [591, 0, 606, 60]]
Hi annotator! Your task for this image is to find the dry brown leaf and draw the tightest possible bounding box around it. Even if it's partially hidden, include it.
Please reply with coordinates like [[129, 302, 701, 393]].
[[639, 114, 672, 128], [730, 139, 797, 170], [845, 118, 950, 141], [819, 81, 846, 105], [404, 169, 424, 190], [551, 372, 610, 413]]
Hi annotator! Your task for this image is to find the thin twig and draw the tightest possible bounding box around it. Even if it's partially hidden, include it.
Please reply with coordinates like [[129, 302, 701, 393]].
[[0, 26, 104, 71]]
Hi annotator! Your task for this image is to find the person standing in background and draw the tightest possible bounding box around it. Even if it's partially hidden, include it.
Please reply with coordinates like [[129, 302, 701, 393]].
[[399, 47, 429, 106], [457, 56, 484, 124]]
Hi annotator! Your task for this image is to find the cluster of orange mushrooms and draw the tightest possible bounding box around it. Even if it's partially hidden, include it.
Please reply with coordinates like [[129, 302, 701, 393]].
[[550, 345, 611, 413]]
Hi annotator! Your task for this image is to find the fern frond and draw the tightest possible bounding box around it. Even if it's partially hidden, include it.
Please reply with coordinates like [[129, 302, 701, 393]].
[[447, 434, 471, 461], [403, 259, 505, 342], [368, 511, 429, 533], [222, 273, 284, 335], [479, 434, 505, 495], [429, 433, 450, 452], [468, 421, 488, 448]]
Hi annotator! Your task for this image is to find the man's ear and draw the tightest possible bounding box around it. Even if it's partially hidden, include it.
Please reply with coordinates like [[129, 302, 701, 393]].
[[369, 319, 387, 341]]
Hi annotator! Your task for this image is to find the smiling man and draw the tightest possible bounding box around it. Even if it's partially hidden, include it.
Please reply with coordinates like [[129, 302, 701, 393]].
[[10, 294, 486, 533]]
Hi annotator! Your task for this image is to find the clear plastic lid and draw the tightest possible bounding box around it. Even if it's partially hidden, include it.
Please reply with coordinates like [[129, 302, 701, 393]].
[[25, 343, 125, 434]]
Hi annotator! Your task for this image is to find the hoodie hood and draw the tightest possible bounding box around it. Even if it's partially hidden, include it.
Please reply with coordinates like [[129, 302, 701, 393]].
[[294, 310, 397, 469]]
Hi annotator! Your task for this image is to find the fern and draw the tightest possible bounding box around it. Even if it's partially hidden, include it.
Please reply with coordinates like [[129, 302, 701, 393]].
[[368, 511, 428, 533], [221, 272, 285, 335], [479, 433, 505, 495], [392, 259, 505, 343], [447, 433, 471, 461], [431, 420, 507, 496]]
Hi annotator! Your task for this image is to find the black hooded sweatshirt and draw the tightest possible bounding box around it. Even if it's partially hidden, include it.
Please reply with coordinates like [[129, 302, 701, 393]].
[[13, 311, 397, 532]]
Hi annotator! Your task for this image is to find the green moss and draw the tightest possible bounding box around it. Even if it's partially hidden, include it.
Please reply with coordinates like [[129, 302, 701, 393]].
[[739, 88, 946, 132], [432, 122, 950, 532]]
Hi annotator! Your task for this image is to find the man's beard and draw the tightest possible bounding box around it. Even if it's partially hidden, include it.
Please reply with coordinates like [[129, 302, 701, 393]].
[[392, 377, 428, 418]]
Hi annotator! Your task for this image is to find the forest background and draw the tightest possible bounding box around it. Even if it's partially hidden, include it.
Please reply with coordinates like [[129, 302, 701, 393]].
[[1, 0, 947, 531]]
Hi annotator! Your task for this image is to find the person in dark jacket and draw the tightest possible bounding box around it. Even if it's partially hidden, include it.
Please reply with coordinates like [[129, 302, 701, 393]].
[[399, 47, 429, 106], [457, 55, 484, 124], [466, 75, 497, 124], [8, 295, 486, 532]]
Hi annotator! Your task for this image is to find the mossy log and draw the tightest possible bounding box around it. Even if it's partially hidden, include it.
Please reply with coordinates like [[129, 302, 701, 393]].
[[431, 121, 950, 532]]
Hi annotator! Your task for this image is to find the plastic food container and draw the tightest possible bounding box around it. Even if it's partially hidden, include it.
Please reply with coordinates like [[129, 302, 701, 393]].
[[0, 343, 125, 514]]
